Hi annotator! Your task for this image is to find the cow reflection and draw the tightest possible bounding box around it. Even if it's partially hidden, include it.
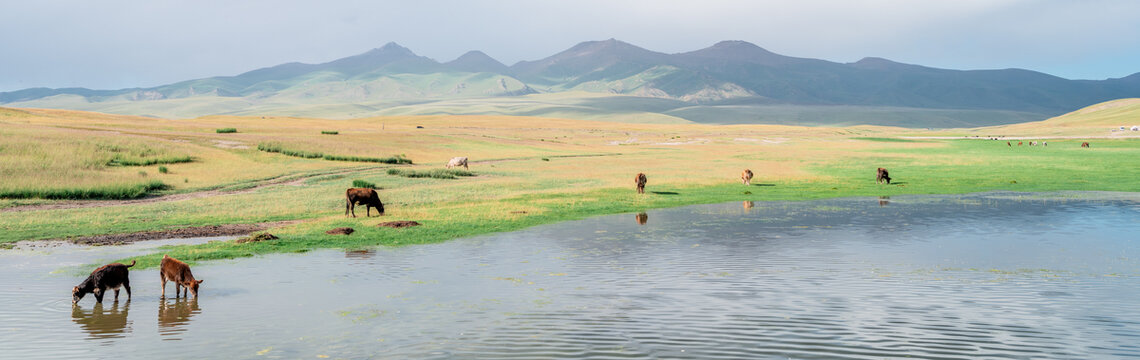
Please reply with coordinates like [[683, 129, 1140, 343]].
[[72, 301, 131, 339], [345, 249, 376, 260], [743, 201, 754, 210], [635, 212, 648, 225], [878, 196, 890, 207], [158, 296, 200, 338]]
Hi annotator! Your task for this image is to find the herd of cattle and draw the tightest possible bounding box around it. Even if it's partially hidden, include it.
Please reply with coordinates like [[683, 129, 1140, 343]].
[[73, 139, 1097, 305]]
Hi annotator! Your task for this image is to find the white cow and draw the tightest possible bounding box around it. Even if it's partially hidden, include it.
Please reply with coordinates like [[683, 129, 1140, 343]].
[[446, 156, 468, 170]]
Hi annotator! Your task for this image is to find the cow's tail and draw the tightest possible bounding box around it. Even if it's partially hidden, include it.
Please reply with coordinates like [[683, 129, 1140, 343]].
[[126, 260, 136, 268]]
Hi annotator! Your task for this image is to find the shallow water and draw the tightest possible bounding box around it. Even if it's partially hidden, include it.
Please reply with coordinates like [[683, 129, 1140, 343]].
[[1, 193, 1139, 359]]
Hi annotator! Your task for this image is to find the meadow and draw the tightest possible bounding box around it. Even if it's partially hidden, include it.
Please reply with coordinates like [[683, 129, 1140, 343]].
[[1, 100, 1138, 269]]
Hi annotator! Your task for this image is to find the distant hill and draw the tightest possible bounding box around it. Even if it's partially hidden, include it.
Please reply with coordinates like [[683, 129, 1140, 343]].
[[3, 39, 1139, 127]]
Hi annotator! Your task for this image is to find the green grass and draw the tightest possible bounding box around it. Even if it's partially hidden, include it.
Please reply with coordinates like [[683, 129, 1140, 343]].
[[215, 128, 238, 133], [352, 179, 376, 189], [321, 131, 339, 135], [158, 166, 169, 174], [0, 180, 165, 200], [387, 168, 475, 179]]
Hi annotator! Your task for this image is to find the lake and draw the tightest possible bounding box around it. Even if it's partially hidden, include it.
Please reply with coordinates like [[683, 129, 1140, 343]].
[[1, 192, 1138, 359]]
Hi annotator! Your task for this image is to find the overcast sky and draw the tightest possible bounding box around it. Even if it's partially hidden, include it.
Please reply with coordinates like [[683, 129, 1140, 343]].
[[2, 0, 1138, 91]]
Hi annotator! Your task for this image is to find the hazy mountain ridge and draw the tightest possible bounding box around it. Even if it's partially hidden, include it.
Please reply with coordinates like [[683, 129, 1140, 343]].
[[3, 39, 1138, 127]]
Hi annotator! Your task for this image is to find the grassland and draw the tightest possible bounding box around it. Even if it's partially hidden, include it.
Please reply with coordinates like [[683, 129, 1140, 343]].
[[1, 100, 1138, 269]]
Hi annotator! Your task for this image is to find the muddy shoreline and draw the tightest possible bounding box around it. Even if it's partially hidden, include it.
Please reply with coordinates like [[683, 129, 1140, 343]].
[[64, 220, 300, 246]]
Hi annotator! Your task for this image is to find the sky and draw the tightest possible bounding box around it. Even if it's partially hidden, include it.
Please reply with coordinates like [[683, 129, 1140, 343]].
[[2, 0, 1139, 92]]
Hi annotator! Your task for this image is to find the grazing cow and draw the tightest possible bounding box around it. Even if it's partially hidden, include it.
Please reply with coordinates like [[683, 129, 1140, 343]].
[[1081, 142, 1091, 148], [876, 168, 892, 185], [345, 188, 385, 217], [446, 156, 469, 170], [73, 260, 135, 304], [741, 169, 754, 185], [635, 173, 647, 194], [1018, 141, 1023, 146], [1043, 141, 1048, 147], [1030, 141, 1037, 146], [1007, 141, 1012, 147], [160, 255, 203, 298]]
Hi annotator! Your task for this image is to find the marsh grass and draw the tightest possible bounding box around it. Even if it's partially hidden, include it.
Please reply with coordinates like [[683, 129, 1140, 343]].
[[387, 168, 475, 179], [216, 128, 238, 133]]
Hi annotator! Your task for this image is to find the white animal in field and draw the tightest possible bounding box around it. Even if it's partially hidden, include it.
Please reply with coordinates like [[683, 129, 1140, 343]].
[[446, 156, 468, 170]]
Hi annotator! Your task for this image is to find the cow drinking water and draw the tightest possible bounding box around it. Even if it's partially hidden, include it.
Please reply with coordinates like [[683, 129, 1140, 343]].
[[345, 188, 385, 217]]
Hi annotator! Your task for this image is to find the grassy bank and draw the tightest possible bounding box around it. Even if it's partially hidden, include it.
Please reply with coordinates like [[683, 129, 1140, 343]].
[[2, 106, 1138, 270]]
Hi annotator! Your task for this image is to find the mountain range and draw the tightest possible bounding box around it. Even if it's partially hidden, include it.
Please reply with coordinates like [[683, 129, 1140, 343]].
[[3, 39, 1138, 127]]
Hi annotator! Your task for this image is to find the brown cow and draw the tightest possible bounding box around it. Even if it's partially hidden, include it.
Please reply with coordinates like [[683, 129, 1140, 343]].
[[1007, 141, 1011, 147], [876, 167, 891, 185], [1018, 141, 1023, 146], [1081, 142, 1091, 148], [345, 188, 385, 217], [73, 260, 135, 304], [741, 169, 754, 185], [160, 255, 202, 298], [634, 173, 647, 194]]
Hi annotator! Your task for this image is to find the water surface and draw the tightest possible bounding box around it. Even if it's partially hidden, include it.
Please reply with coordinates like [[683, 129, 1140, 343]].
[[1, 193, 1138, 359]]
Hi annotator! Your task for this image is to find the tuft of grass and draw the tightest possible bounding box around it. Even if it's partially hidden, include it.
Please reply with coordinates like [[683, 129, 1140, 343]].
[[321, 131, 339, 135], [158, 166, 168, 174], [322, 154, 411, 164], [387, 168, 475, 179], [258, 142, 411, 164], [352, 179, 376, 189], [0, 180, 165, 200], [257, 142, 324, 158], [107, 155, 193, 167], [215, 128, 238, 133]]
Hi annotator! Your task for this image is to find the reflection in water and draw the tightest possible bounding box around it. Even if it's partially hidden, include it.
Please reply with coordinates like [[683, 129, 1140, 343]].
[[742, 201, 754, 210], [158, 297, 200, 340], [71, 301, 131, 340], [878, 196, 890, 207], [634, 212, 648, 225], [345, 249, 376, 260]]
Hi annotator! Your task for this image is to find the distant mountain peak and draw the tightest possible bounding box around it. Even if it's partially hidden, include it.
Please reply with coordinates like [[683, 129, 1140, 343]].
[[680, 40, 779, 62], [445, 50, 509, 73], [370, 42, 415, 56]]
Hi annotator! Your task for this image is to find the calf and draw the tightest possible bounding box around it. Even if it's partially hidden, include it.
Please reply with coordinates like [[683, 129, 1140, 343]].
[[741, 169, 754, 185], [634, 173, 647, 194], [1081, 142, 1091, 148], [73, 260, 135, 304], [345, 187, 385, 217], [876, 167, 892, 185], [160, 255, 203, 298]]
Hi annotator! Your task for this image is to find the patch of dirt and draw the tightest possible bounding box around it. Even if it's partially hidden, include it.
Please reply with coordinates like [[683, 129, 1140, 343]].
[[377, 221, 421, 228], [236, 233, 279, 244], [510, 211, 528, 214], [325, 227, 355, 235], [68, 220, 300, 246], [212, 140, 250, 149]]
